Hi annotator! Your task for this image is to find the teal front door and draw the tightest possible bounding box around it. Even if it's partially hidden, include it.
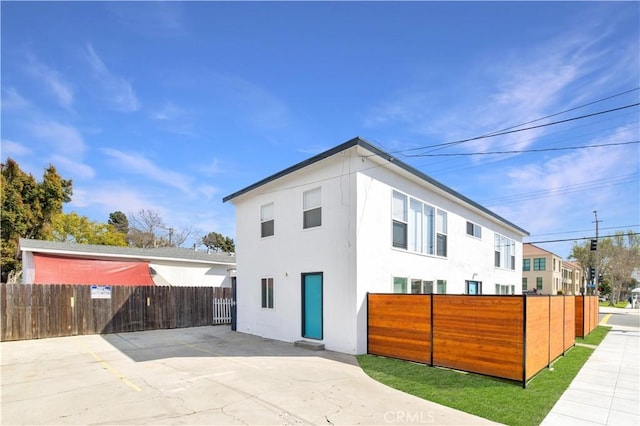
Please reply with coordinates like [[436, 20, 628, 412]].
[[302, 273, 323, 340]]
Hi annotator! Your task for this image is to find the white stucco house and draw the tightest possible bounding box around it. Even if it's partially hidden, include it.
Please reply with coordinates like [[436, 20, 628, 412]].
[[223, 137, 529, 354], [19, 238, 236, 287]]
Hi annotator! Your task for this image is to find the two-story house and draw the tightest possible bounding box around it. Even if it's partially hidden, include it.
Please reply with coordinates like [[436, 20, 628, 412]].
[[223, 137, 529, 354]]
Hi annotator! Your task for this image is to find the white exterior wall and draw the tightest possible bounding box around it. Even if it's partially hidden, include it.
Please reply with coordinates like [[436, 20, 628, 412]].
[[353, 156, 524, 353], [232, 145, 525, 355], [233, 150, 358, 354], [149, 261, 233, 287]]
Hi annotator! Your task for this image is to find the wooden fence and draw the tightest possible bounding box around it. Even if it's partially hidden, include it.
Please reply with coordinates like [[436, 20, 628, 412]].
[[575, 295, 599, 337], [367, 294, 598, 387], [1, 284, 233, 342]]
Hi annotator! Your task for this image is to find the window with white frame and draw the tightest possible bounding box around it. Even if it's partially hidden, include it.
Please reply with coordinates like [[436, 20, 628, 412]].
[[494, 233, 515, 270], [392, 191, 408, 249], [393, 277, 408, 293], [410, 279, 433, 294], [303, 187, 322, 229], [392, 190, 444, 256], [261, 278, 274, 309], [436, 209, 447, 257], [436, 279, 447, 294], [260, 203, 274, 238], [495, 284, 513, 295], [466, 221, 482, 238]]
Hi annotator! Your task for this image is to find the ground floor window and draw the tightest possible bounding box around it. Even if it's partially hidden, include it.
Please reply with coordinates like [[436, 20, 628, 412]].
[[522, 277, 528, 291], [496, 284, 515, 295], [536, 277, 543, 291], [393, 277, 408, 293], [436, 279, 447, 294], [410, 279, 433, 294], [261, 278, 274, 308], [395, 277, 436, 294]]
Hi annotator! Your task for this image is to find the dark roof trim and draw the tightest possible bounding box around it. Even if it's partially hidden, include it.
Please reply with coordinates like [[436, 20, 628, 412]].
[[222, 136, 529, 236]]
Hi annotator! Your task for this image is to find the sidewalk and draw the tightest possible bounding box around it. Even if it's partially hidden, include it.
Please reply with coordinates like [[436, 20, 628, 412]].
[[541, 307, 640, 426]]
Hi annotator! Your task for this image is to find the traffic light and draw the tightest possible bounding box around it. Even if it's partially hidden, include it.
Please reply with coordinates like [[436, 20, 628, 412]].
[[598, 274, 603, 284], [590, 239, 597, 251], [589, 267, 595, 280]]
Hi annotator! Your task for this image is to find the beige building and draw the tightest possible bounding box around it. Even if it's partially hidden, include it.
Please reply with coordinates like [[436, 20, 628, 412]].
[[522, 243, 563, 295], [561, 260, 583, 295]]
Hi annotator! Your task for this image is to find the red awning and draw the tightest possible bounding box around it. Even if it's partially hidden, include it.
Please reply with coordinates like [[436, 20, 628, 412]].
[[33, 253, 155, 285]]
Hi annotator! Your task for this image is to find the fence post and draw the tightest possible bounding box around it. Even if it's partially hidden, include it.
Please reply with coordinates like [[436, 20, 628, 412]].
[[522, 295, 527, 388]]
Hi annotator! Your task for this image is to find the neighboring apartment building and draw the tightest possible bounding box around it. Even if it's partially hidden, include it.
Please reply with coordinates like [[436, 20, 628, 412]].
[[223, 137, 529, 355], [522, 243, 565, 294], [561, 260, 583, 295]]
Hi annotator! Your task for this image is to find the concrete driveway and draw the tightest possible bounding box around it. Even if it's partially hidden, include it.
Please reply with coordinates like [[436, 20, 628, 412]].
[[1, 326, 497, 425]]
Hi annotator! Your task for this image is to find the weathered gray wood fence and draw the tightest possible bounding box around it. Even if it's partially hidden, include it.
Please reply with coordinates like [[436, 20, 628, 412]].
[[1, 284, 233, 341]]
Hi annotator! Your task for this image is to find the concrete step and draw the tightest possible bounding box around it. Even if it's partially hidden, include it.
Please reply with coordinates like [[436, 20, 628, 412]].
[[294, 340, 325, 351]]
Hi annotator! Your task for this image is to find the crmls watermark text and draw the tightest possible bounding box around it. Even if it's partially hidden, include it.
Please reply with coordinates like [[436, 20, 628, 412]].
[[384, 411, 435, 424]]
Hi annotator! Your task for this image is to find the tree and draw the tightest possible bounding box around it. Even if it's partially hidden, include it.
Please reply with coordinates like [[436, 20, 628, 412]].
[[108, 211, 129, 235], [1, 158, 72, 281], [603, 232, 640, 305], [45, 212, 127, 246], [570, 230, 640, 305], [201, 231, 235, 253], [127, 209, 191, 248]]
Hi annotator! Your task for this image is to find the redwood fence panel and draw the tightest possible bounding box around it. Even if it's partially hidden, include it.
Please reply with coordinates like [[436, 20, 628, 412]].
[[564, 296, 576, 351], [1, 284, 233, 342], [367, 293, 595, 387], [575, 295, 598, 337], [433, 296, 524, 382], [367, 294, 431, 364]]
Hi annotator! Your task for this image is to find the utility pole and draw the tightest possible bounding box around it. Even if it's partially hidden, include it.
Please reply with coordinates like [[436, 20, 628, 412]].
[[592, 211, 602, 296]]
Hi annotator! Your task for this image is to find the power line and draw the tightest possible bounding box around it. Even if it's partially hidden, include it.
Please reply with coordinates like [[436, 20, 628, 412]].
[[402, 140, 639, 158], [528, 225, 640, 237], [479, 174, 637, 205], [526, 232, 640, 245], [391, 102, 639, 155]]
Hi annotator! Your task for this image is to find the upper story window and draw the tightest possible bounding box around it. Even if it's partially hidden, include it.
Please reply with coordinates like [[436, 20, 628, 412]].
[[260, 203, 274, 238], [303, 187, 322, 229], [523, 258, 531, 271], [392, 190, 445, 257], [436, 209, 447, 257], [392, 191, 408, 249], [533, 258, 546, 271], [494, 233, 515, 270], [466, 221, 482, 238]]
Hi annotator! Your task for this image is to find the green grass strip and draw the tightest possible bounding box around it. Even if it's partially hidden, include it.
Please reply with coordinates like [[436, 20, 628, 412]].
[[358, 326, 610, 426]]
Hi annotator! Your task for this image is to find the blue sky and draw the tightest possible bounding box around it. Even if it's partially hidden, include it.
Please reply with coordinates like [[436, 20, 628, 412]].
[[2, 1, 638, 258]]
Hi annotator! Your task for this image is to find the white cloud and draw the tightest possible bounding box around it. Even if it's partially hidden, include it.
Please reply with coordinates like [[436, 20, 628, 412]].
[[51, 155, 95, 179], [363, 16, 628, 157], [1, 87, 30, 110], [30, 121, 86, 155], [25, 55, 74, 110], [150, 102, 197, 136], [100, 148, 194, 195], [494, 126, 638, 236], [210, 73, 290, 131], [70, 185, 165, 218], [85, 43, 140, 112], [107, 2, 188, 37], [1, 139, 31, 157]]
